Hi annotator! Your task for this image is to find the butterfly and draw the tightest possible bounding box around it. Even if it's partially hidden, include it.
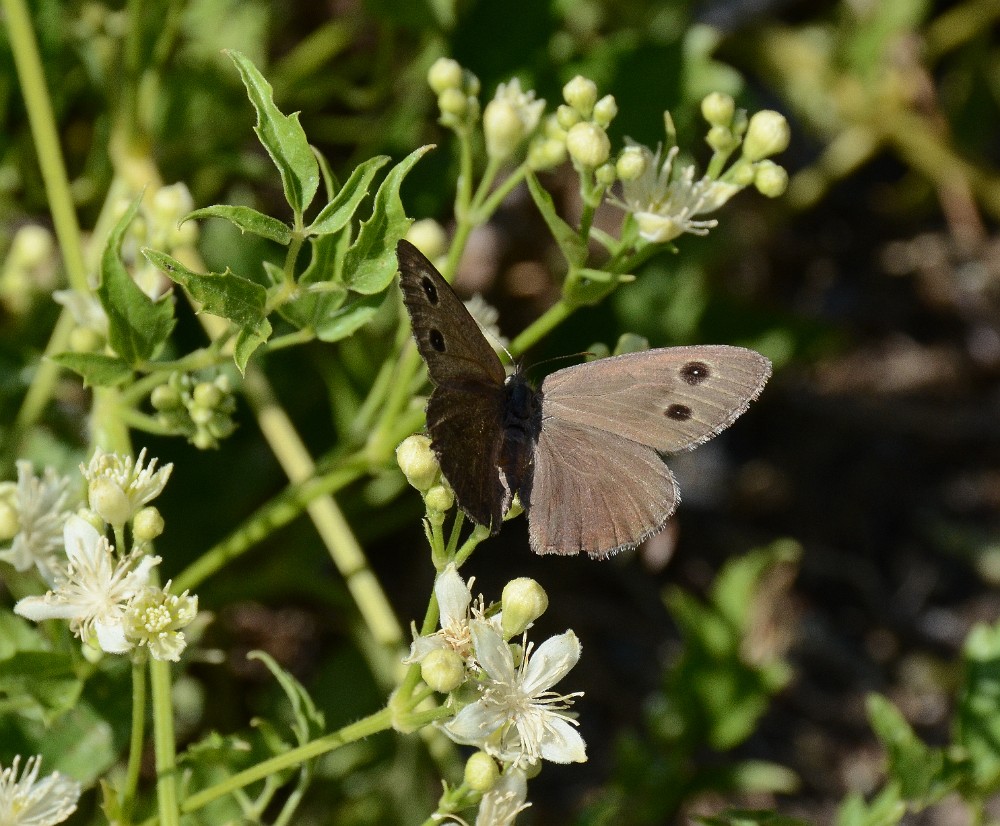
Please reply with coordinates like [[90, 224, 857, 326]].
[[397, 239, 771, 558]]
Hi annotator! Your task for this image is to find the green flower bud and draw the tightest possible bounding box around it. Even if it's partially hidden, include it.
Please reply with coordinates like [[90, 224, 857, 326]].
[[528, 137, 568, 170], [150, 384, 182, 411], [562, 75, 598, 116], [616, 146, 648, 181], [425, 483, 454, 514], [730, 161, 756, 187], [501, 577, 549, 639], [0, 499, 20, 540], [566, 122, 610, 169], [438, 88, 468, 119], [192, 430, 216, 451], [88, 477, 130, 527], [706, 125, 737, 154], [152, 183, 194, 223], [12, 225, 54, 268], [743, 110, 790, 162], [544, 115, 567, 141], [421, 648, 466, 693], [701, 92, 735, 127], [405, 219, 448, 260], [592, 94, 618, 127], [189, 405, 213, 426], [464, 752, 500, 792], [523, 759, 543, 779], [483, 99, 525, 161], [192, 381, 223, 410], [396, 435, 440, 492], [428, 57, 463, 94], [68, 325, 104, 353], [556, 104, 581, 131], [464, 72, 481, 97], [133, 506, 165, 541], [754, 160, 789, 198], [595, 163, 617, 186]]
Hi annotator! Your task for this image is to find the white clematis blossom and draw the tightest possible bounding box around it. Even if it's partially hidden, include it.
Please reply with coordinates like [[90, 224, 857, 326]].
[[615, 143, 739, 244], [0, 755, 81, 826], [0, 461, 75, 585], [80, 448, 172, 526], [404, 563, 481, 664], [14, 515, 160, 654], [442, 621, 586, 767], [475, 767, 530, 826]]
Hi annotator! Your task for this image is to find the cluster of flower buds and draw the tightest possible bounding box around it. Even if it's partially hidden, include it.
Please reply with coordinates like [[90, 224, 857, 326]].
[[150, 371, 237, 450], [396, 434, 455, 524], [9, 449, 198, 662], [0, 224, 57, 316], [559, 76, 617, 183], [428, 57, 483, 133]]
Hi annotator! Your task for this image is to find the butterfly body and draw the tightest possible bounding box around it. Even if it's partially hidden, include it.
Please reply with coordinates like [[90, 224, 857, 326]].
[[397, 239, 771, 559]]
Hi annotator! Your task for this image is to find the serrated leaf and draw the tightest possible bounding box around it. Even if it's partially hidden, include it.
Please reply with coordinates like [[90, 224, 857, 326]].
[[315, 292, 384, 342], [226, 50, 319, 215], [525, 171, 588, 267], [144, 249, 267, 329], [248, 651, 324, 744], [97, 196, 176, 365], [307, 155, 390, 236], [234, 319, 272, 375], [277, 234, 347, 331], [185, 205, 292, 245], [0, 651, 82, 725], [342, 145, 432, 295], [51, 352, 133, 387]]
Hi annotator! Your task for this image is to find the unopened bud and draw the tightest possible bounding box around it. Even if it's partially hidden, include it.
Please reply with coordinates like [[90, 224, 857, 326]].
[[754, 160, 789, 198], [501, 577, 549, 639], [592, 94, 618, 127], [616, 146, 648, 181], [133, 506, 164, 541], [88, 478, 130, 526], [566, 122, 610, 169], [465, 752, 500, 792], [562, 75, 598, 116], [406, 220, 448, 260], [425, 483, 454, 514], [428, 58, 463, 94], [396, 435, 439, 492], [743, 110, 790, 162], [421, 648, 466, 693], [483, 99, 525, 160], [701, 92, 735, 127]]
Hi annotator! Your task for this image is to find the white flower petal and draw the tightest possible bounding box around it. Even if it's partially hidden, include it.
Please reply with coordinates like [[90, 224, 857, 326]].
[[442, 699, 509, 746], [520, 630, 580, 695], [435, 564, 472, 626], [95, 619, 131, 654], [63, 516, 102, 565], [471, 621, 515, 683], [14, 595, 79, 623], [539, 716, 587, 764]]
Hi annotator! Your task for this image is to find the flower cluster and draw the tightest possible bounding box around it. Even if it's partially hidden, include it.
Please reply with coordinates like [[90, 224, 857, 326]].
[[150, 371, 238, 450], [0, 755, 81, 826], [396, 434, 455, 522], [407, 565, 586, 772], [11, 449, 198, 661]]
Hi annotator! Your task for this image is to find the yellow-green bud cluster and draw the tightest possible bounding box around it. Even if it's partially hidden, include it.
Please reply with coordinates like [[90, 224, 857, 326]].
[[428, 57, 481, 132], [561, 76, 616, 173], [405, 220, 448, 261], [483, 78, 545, 162], [396, 435, 455, 520], [150, 372, 237, 450], [0, 224, 57, 316]]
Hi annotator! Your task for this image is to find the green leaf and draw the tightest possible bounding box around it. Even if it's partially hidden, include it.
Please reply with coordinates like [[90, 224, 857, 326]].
[[277, 233, 347, 331], [306, 155, 390, 236], [694, 809, 809, 826], [956, 621, 1000, 791], [234, 319, 272, 375], [835, 786, 907, 826], [0, 651, 82, 725], [50, 352, 133, 387], [226, 49, 319, 215], [315, 292, 385, 342], [342, 145, 432, 294], [184, 205, 292, 245], [97, 196, 176, 366], [143, 249, 267, 329], [248, 650, 324, 744], [525, 171, 588, 267]]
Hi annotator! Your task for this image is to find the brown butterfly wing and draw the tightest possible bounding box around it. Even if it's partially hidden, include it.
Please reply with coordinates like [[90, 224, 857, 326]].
[[528, 346, 770, 557], [540, 346, 771, 453], [527, 418, 678, 558], [397, 240, 510, 529]]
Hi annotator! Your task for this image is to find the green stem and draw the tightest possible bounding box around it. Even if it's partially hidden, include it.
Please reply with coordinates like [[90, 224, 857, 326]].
[[171, 459, 366, 593], [121, 658, 147, 822], [149, 658, 179, 826], [474, 164, 528, 220], [264, 328, 317, 352], [2, 0, 89, 294]]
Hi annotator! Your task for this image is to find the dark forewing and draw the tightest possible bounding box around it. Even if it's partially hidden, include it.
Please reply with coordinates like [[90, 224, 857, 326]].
[[527, 417, 678, 558], [540, 345, 770, 453], [396, 240, 506, 388], [426, 385, 509, 530]]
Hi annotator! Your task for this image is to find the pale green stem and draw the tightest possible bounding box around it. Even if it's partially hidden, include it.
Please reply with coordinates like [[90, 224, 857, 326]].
[[121, 658, 147, 822], [171, 460, 366, 593], [474, 162, 528, 219], [2, 0, 89, 294], [264, 328, 317, 352], [149, 658, 179, 826]]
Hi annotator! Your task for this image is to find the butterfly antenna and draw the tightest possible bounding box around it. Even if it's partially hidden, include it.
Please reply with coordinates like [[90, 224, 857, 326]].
[[523, 351, 593, 381]]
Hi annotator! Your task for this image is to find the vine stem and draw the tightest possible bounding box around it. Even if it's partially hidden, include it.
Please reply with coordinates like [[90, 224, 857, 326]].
[[121, 658, 148, 822], [149, 659, 180, 826]]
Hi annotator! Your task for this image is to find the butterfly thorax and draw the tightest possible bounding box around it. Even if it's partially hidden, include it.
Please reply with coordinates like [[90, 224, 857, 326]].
[[498, 372, 541, 498]]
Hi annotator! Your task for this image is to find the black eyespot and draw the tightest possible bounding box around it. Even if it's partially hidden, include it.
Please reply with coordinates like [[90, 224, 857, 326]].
[[666, 403, 692, 421], [421, 276, 439, 305], [680, 361, 710, 385], [429, 329, 446, 352]]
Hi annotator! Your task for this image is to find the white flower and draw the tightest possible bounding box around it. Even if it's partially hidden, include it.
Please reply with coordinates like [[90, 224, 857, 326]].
[[0, 755, 80, 826], [476, 767, 530, 826], [14, 515, 160, 654], [464, 295, 509, 353], [483, 79, 545, 161], [80, 448, 172, 526], [0, 462, 76, 586], [614, 143, 740, 244], [404, 564, 477, 664], [442, 622, 586, 766], [124, 583, 198, 661], [52, 289, 108, 336]]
